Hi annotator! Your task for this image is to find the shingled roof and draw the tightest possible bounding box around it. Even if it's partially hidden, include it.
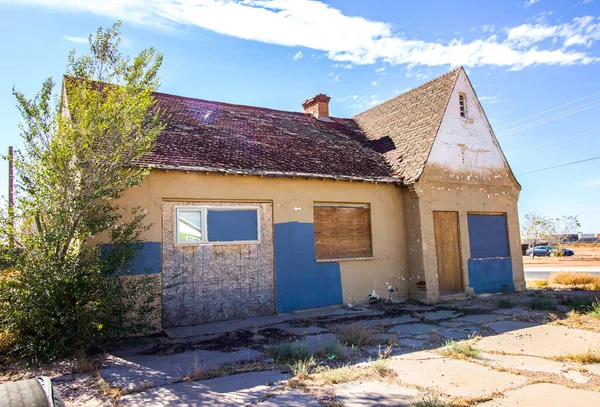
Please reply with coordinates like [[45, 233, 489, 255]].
[[353, 67, 462, 184], [138, 92, 398, 183]]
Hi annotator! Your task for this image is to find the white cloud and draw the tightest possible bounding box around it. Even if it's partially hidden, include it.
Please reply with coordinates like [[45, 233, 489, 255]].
[[349, 94, 381, 110], [375, 67, 385, 74], [332, 63, 352, 69], [333, 73, 341, 82], [292, 51, 303, 60], [371, 80, 380, 86], [479, 94, 502, 104], [524, 0, 541, 7], [581, 179, 600, 187], [64, 35, 88, 43], [11, 0, 600, 70]]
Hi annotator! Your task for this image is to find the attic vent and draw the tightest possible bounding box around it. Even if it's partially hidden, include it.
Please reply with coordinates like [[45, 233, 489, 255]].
[[459, 93, 466, 118]]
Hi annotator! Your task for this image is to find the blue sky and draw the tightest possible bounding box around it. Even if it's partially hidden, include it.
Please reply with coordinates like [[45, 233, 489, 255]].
[[1, 0, 599, 232]]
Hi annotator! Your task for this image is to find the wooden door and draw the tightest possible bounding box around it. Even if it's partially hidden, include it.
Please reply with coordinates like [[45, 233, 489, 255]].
[[433, 211, 463, 294]]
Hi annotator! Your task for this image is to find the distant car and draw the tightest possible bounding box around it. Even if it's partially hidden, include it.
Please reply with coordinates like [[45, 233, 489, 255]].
[[547, 246, 574, 257], [525, 246, 551, 257]]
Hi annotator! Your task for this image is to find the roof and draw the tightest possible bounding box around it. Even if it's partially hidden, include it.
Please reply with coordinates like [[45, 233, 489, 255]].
[[137, 92, 398, 183], [353, 67, 462, 183]]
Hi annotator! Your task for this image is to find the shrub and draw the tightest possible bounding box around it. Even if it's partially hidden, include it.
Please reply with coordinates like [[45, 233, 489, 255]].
[[267, 343, 310, 363], [369, 358, 390, 375], [336, 323, 374, 347], [412, 395, 454, 407], [550, 272, 600, 289], [528, 297, 557, 311], [318, 366, 364, 384], [496, 297, 515, 309], [319, 340, 346, 360], [586, 300, 600, 319], [558, 295, 594, 312], [289, 356, 316, 377]]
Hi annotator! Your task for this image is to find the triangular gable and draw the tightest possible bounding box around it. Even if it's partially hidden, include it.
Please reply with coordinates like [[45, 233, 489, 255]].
[[422, 68, 521, 189]]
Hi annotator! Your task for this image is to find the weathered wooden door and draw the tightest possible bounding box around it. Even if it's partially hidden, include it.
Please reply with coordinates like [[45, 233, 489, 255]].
[[433, 211, 463, 294]]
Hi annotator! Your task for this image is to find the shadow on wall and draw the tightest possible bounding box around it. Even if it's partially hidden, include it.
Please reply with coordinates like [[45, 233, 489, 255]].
[[274, 222, 343, 314]]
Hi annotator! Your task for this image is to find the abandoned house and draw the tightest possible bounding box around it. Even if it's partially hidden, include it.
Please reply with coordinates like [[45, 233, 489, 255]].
[[94, 66, 524, 329]]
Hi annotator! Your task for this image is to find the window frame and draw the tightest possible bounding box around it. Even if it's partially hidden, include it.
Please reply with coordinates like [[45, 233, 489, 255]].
[[174, 205, 261, 246], [313, 202, 374, 261], [458, 92, 467, 118]]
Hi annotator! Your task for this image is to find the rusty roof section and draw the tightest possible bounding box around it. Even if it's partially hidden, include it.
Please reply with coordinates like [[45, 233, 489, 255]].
[[137, 92, 399, 183], [353, 67, 462, 184]]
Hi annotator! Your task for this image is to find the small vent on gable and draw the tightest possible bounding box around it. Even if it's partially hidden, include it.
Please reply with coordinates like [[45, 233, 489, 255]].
[[459, 93, 466, 118]]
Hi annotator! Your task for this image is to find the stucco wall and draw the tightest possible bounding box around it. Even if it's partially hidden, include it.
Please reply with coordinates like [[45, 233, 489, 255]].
[[408, 69, 524, 302], [107, 170, 408, 323]]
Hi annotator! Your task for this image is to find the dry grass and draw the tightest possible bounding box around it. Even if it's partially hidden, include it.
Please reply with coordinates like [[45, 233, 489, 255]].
[[550, 272, 600, 289], [411, 394, 455, 407], [438, 340, 480, 360], [532, 280, 549, 288], [289, 356, 317, 378], [554, 349, 600, 364], [0, 331, 15, 354], [336, 323, 375, 347], [554, 310, 600, 333]]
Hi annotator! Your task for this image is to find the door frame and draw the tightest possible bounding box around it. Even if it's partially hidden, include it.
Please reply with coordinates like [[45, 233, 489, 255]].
[[433, 210, 465, 294]]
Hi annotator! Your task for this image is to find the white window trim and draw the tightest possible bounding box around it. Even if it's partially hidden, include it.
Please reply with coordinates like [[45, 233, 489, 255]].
[[174, 205, 261, 246]]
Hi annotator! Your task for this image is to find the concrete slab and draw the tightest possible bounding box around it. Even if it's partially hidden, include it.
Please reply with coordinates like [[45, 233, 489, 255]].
[[397, 339, 425, 348], [585, 363, 600, 376], [334, 381, 420, 406], [438, 330, 471, 340], [422, 311, 460, 321], [164, 307, 377, 339], [389, 323, 440, 335], [480, 353, 586, 382], [486, 320, 536, 334], [388, 352, 527, 397], [452, 314, 509, 324], [256, 390, 321, 406], [478, 383, 600, 406], [331, 315, 419, 330], [268, 324, 329, 335], [477, 325, 600, 358], [119, 370, 289, 407], [100, 348, 261, 389]]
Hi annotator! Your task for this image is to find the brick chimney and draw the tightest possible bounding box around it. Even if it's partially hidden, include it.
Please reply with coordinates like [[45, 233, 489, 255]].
[[302, 94, 331, 119]]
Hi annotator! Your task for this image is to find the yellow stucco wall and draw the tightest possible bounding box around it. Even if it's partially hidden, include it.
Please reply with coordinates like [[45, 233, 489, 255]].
[[109, 170, 409, 305], [407, 165, 525, 302]]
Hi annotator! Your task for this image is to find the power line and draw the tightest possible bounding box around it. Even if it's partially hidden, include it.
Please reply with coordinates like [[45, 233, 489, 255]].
[[517, 155, 600, 176], [495, 90, 600, 130], [506, 128, 600, 155], [496, 99, 600, 137]]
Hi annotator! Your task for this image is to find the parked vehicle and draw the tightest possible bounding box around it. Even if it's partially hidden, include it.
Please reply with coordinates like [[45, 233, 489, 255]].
[[525, 246, 551, 257], [0, 377, 64, 407], [547, 246, 575, 257]]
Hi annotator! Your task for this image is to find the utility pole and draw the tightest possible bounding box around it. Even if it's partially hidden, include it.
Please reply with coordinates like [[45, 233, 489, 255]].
[[8, 146, 14, 249]]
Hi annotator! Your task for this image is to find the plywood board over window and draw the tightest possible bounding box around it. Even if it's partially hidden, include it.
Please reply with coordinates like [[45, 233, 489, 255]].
[[314, 203, 372, 260]]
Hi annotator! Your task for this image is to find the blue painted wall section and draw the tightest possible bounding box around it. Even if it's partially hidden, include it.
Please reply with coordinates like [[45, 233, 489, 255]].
[[467, 214, 514, 293], [467, 214, 509, 258], [101, 241, 161, 275], [468, 258, 515, 293], [274, 222, 343, 314], [207, 209, 258, 242]]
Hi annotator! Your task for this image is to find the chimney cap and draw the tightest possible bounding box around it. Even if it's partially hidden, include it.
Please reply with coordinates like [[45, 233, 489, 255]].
[[302, 93, 331, 109]]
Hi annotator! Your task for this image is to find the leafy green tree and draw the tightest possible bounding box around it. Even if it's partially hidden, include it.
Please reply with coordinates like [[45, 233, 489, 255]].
[[0, 21, 164, 362], [545, 215, 581, 256]]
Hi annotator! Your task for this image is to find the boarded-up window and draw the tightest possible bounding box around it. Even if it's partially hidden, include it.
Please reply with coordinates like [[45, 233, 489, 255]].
[[175, 206, 259, 245], [467, 213, 509, 258], [314, 204, 372, 260]]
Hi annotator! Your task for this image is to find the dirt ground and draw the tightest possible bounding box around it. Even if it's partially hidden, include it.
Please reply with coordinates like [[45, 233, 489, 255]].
[[523, 246, 600, 268]]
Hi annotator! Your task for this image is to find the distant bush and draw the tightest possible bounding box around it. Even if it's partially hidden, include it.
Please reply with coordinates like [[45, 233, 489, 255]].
[[550, 272, 600, 289], [528, 297, 557, 311], [496, 297, 516, 309]]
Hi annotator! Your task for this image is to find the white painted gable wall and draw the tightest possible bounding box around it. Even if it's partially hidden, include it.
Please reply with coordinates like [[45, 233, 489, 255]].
[[425, 70, 515, 186]]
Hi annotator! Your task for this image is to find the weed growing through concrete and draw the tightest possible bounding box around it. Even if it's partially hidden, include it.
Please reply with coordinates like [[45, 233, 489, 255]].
[[496, 297, 515, 309], [336, 323, 374, 347], [317, 366, 365, 385], [369, 358, 390, 375], [439, 340, 480, 359], [557, 295, 594, 312], [289, 356, 317, 378], [587, 300, 600, 318], [411, 394, 454, 407], [555, 349, 600, 364], [267, 343, 310, 363], [319, 341, 347, 360], [527, 297, 557, 311]]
